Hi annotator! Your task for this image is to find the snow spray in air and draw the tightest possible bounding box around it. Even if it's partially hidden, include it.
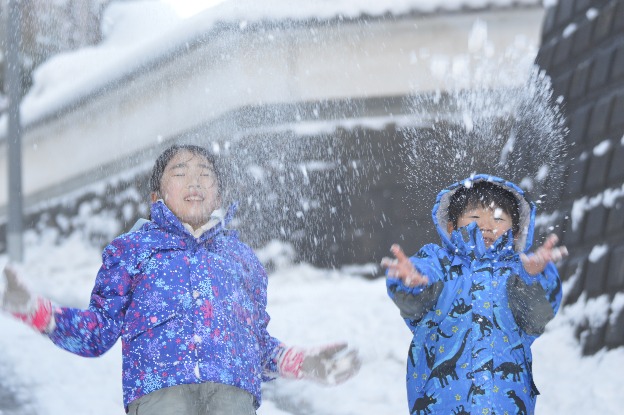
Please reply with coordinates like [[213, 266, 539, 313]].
[[187, 99, 376, 267], [402, 66, 569, 217]]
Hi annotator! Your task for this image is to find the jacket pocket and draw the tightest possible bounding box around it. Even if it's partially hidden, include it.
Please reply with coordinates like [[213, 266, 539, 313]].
[[123, 308, 178, 342]]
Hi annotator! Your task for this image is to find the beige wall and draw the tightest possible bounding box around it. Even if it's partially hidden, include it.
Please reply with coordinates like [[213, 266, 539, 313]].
[[0, 7, 544, 210]]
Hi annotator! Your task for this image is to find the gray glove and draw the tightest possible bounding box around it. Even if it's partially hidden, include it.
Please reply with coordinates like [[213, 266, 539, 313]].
[[1, 264, 55, 333], [277, 343, 361, 385]]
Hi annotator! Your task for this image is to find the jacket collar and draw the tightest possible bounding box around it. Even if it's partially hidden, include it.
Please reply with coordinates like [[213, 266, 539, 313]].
[[150, 201, 238, 241], [448, 221, 517, 260]]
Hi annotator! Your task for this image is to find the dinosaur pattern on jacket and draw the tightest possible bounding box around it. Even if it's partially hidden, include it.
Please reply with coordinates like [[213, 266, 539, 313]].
[[387, 175, 562, 415], [48, 201, 282, 410]]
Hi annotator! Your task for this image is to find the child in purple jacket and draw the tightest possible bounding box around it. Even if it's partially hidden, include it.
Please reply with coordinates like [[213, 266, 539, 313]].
[[1, 144, 360, 414]]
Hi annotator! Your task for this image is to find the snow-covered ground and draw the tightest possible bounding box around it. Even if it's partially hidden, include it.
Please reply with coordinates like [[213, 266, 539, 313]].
[[0, 228, 622, 415]]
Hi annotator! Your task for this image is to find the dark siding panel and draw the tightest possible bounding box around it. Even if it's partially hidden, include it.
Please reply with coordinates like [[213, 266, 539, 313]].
[[538, 0, 624, 353]]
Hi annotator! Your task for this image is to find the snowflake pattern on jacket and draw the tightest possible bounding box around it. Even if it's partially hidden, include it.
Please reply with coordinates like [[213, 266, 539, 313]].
[[387, 175, 562, 415], [48, 201, 282, 410]]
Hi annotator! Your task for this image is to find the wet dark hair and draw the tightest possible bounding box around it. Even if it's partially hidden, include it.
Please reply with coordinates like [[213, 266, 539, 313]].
[[447, 181, 520, 235], [149, 144, 221, 195]]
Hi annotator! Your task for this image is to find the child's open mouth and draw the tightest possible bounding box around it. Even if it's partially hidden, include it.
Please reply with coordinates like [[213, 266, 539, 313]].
[[185, 195, 204, 202]]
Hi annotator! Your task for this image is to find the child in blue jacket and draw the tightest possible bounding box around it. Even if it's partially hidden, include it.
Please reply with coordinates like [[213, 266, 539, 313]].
[[1, 144, 360, 414], [381, 174, 566, 415]]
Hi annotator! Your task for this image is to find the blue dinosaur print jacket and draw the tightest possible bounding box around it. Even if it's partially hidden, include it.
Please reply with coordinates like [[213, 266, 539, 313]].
[[48, 201, 282, 410], [387, 175, 562, 415]]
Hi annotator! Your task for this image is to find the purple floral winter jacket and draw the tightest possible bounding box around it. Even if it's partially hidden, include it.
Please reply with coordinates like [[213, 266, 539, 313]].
[[48, 201, 282, 410]]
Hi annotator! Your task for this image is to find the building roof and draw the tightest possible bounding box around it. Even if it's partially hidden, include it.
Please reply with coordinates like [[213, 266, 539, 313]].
[[7, 0, 543, 133], [191, 0, 543, 21]]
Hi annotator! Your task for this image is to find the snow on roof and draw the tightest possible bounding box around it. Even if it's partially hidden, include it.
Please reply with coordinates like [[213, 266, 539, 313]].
[[11, 0, 542, 133], [187, 0, 543, 21]]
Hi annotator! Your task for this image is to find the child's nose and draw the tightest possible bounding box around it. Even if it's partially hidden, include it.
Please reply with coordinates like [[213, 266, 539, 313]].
[[478, 219, 494, 232], [188, 173, 202, 186]]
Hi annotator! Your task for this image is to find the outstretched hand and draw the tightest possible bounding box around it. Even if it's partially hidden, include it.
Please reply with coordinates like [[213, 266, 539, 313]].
[[520, 234, 568, 276], [2, 264, 32, 313], [300, 343, 361, 385], [277, 343, 361, 386], [1, 264, 55, 333], [380, 244, 428, 287]]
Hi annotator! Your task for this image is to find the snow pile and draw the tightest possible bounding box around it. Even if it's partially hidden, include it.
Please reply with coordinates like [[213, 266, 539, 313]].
[[0, 226, 622, 414]]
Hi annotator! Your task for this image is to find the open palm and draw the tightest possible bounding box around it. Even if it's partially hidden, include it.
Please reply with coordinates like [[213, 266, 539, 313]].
[[381, 244, 429, 287]]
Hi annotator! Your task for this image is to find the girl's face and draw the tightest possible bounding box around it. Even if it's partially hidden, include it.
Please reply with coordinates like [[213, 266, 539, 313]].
[[448, 204, 513, 248], [151, 150, 220, 229]]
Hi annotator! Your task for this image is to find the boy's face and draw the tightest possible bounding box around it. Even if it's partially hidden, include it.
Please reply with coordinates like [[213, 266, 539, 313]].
[[449, 204, 513, 248], [151, 150, 220, 229]]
